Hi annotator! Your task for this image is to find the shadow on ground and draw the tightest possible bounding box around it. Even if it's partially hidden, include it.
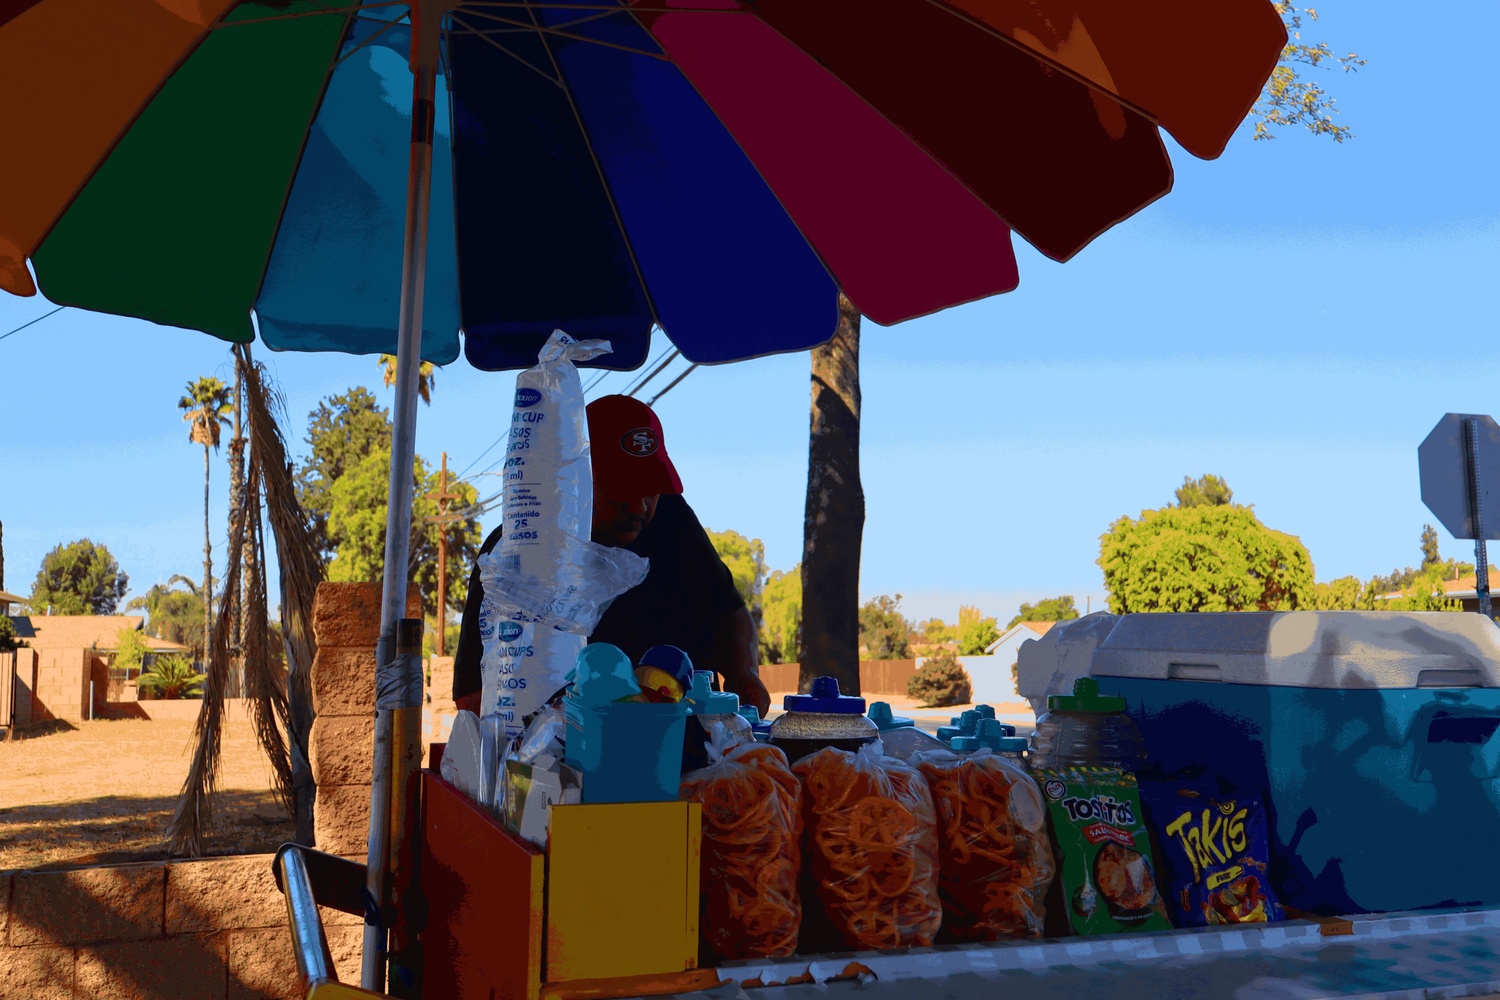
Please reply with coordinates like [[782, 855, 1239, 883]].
[[0, 789, 294, 872]]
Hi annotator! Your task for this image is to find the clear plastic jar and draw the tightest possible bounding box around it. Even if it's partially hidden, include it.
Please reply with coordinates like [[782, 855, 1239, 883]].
[[768, 676, 879, 765], [867, 701, 946, 761], [1027, 677, 1146, 772]]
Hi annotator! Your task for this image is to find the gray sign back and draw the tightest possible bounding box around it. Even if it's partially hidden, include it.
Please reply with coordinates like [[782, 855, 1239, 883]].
[[1419, 413, 1500, 540]]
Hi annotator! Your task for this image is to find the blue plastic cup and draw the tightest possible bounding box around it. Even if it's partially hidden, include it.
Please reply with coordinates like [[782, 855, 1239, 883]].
[[565, 699, 689, 804]]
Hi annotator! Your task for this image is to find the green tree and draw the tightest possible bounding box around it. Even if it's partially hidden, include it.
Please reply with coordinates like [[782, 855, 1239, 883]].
[[1383, 567, 1463, 613], [1099, 504, 1314, 613], [179, 375, 233, 639], [707, 528, 768, 624], [1420, 524, 1441, 572], [1175, 474, 1234, 508], [1253, 4, 1366, 142], [859, 594, 912, 660], [1006, 595, 1081, 629], [916, 618, 957, 647], [956, 604, 1000, 655], [760, 565, 802, 664], [127, 575, 207, 660], [1370, 525, 1473, 595], [0, 615, 24, 652], [1311, 575, 1376, 610], [136, 655, 205, 700], [29, 539, 130, 615], [325, 448, 481, 617], [112, 625, 150, 678], [907, 647, 972, 708], [296, 388, 393, 564]]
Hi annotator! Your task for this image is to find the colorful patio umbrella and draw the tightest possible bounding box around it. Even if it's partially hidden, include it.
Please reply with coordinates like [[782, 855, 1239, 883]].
[[0, 0, 1286, 989]]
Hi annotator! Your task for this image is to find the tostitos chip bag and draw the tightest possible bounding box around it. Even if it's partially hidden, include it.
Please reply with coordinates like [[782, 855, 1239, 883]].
[[1034, 766, 1172, 935], [1138, 774, 1284, 927]]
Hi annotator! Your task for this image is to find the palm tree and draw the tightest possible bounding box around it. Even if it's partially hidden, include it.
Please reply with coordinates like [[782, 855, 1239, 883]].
[[179, 376, 233, 655], [137, 655, 205, 700], [378, 353, 435, 405]]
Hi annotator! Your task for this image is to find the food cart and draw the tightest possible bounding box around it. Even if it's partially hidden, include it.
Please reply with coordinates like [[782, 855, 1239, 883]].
[[273, 605, 1500, 995]]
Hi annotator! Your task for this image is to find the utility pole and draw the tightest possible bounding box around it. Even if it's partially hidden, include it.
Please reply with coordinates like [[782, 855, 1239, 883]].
[[422, 451, 463, 656]]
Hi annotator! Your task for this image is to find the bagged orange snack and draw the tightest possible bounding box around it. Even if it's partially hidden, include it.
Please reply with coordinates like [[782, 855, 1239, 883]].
[[793, 744, 942, 951], [680, 723, 803, 960], [912, 747, 1054, 941]]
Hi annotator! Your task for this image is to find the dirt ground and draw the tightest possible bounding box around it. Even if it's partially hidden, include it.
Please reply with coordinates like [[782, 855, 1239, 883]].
[[0, 715, 293, 873]]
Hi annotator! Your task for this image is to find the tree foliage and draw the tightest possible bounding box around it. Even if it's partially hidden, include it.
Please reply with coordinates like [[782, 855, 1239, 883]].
[[378, 354, 436, 406], [706, 528, 768, 622], [1368, 524, 1473, 596], [296, 388, 393, 563], [112, 626, 150, 676], [1252, 4, 1366, 142], [0, 615, 23, 652], [1099, 505, 1314, 613], [127, 576, 206, 657], [1175, 474, 1234, 509], [136, 655, 205, 700], [324, 448, 481, 617], [29, 539, 130, 615], [908, 648, 972, 708], [956, 603, 1000, 655], [760, 565, 802, 664], [1006, 595, 1081, 629], [859, 594, 912, 660], [178, 376, 233, 450]]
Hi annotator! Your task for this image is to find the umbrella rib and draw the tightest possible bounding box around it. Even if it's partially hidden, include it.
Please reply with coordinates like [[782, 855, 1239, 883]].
[[450, 10, 669, 61], [460, 4, 634, 37], [210, 2, 406, 30], [333, 11, 410, 70], [449, 12, 563, 86], [526, 4, 663, 333]]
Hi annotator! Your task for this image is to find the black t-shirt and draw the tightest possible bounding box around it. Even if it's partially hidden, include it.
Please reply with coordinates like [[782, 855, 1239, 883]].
[[452, 494, 745, 700]]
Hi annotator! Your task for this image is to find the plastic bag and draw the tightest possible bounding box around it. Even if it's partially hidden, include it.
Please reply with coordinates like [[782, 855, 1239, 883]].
[[441, 711, 505, 816], [1138, 772, 1284, 927], [1034, 765, 1172, 935], [911, 747, 1054, 941], [679, 723, 803, 960], [793, 743, 942, 951], [478, 330, 649, 742]]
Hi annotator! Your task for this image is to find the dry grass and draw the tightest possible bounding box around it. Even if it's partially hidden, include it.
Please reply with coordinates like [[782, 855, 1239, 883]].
[[0, 715, 292, 872]]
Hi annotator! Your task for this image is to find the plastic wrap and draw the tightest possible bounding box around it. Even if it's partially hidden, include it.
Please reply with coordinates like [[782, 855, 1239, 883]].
[[679, 724, 803, 960], [912, 747, 1054, 941], [793, 743, 942, 951], [478, 330, 649, 742]]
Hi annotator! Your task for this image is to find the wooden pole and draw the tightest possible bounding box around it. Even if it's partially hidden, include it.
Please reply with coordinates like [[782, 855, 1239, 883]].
[[423, 451, 463, 657]]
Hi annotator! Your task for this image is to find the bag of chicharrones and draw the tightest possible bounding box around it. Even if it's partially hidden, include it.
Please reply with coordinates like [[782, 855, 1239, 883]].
[[911, 746, 1054, 941], [793, 743, 942, 952], [679, 723, 803, 961]]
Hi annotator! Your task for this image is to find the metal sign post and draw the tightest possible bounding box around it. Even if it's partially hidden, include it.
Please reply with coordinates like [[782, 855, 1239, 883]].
[[1419, 413, 1500, 620], [1464, 417, 1493, 618]]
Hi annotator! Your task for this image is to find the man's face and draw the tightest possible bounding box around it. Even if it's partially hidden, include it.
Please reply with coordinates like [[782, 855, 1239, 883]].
[[592, 487, 659, 547]]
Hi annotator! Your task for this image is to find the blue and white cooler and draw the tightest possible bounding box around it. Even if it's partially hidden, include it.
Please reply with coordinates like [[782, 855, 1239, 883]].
[[1018, 611, 1500, 916]]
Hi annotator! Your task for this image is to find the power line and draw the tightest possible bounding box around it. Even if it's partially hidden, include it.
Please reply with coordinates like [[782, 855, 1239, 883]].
[[0, 305, 65, 343], [626, 348, 680, 398], [647, 363, 699, 405]]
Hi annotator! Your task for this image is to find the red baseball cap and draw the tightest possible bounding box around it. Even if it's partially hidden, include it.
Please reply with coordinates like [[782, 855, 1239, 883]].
[[586, 395, 683, 502]]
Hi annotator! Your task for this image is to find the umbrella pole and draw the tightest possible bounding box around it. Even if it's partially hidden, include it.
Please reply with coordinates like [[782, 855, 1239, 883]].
[[363, 1, 441, 993]]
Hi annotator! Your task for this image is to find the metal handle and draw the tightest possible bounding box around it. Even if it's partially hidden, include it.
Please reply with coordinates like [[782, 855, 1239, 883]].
[[273, 845, 387, 999]]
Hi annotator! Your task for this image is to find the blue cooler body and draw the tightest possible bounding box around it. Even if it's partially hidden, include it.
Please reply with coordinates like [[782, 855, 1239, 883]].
[[1019, 611, 1500, 916]]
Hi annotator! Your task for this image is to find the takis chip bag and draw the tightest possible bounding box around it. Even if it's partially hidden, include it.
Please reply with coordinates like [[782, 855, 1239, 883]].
[[1138, 775, 1284, 927], [1034, 766, 1171, 935]]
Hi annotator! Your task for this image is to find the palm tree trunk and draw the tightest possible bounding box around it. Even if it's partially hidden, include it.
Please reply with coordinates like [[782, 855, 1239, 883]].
[[799, 292, 864, 696], [203, 443, 213, 666]]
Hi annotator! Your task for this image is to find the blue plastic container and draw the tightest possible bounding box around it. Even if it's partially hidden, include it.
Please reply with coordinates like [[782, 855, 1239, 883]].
[[1019, 610, 1500, 916], [564, 698, 689, 804]]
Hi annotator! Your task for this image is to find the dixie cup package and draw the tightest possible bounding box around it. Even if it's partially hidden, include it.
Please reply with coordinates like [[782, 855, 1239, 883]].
[[478, 331, 648, 742]]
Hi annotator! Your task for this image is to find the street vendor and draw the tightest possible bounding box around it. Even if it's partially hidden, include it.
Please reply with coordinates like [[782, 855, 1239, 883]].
[[452, 393, 771, 717]]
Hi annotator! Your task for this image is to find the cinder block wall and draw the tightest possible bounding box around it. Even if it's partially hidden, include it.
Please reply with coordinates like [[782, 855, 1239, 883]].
[[0, 855, 361, 1000], [425, 655, 456, 764], [309, 582, 421, 857], [32, 648, 88, 722]]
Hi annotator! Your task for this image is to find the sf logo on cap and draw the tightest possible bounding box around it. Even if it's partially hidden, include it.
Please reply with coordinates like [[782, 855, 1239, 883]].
[[621, 427, 658, 457]]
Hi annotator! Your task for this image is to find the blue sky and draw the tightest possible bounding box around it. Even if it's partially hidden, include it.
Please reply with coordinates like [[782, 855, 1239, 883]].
[[2, 0, 1497, 627]]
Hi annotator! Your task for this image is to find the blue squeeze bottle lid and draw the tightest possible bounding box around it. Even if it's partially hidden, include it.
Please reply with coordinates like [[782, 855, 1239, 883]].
[[783, 676, 866, 714], [997, 736, 1030, 754], [867, 701, 915, 731], [685, 669, 740, 715], [952, 719, 1010, 753], [975, 704, 996, 720], [938, 709, 982, 744], [639, 644, 695, 685]]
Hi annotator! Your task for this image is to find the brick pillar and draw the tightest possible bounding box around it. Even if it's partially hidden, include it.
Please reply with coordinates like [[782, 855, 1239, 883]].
[[309, 582, 421, 857], [423, 655, 456, 766]]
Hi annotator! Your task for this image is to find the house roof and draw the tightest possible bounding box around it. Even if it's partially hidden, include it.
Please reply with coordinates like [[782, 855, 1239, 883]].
[[0, 589, 27, 605], [983, 619, 1060, 655], [5, 615, 190, 653]]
